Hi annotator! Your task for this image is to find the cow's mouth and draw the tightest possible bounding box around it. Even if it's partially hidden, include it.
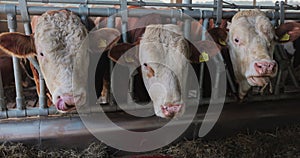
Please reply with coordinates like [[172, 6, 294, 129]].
[[247, 76, 270, 86], [161, 103, 183, 119], [55, 97, 81, 113], [56, 98, 76, 112]]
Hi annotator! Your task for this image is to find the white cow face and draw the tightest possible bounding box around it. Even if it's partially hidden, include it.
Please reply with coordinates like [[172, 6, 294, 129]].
[[227, 10, 278, 98], [0, 10, 120, 113], [139, 24, 190, 118], [34, 10, 88, 112]]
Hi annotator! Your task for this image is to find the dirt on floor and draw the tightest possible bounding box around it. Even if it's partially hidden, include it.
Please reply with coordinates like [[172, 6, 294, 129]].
[[0, 123, 299, 158]]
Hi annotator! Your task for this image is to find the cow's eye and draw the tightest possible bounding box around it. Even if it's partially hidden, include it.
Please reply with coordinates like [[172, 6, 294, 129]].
[[39, 52, 44, 56], [234, 38, 239, 43]]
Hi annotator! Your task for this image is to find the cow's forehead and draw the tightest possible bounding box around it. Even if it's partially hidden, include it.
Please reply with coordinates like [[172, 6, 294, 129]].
[[230, 16, 274, 42], [34, 10, 87, 55]]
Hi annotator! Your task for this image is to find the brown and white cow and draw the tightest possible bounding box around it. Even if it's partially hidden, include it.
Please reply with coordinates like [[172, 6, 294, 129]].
[[221, 10, 299, 99], [109, 24, 219, 118], [0, 10, 120, 112]]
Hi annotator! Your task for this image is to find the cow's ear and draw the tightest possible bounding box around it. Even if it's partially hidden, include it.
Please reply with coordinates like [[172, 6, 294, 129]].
[[276, 22, 300, 43], [189, 40, 221, 63], [206, 28, 228, 46], [88, 28, 121, 53], [108, 43, 140, 66], [0, 32, 36, 58]]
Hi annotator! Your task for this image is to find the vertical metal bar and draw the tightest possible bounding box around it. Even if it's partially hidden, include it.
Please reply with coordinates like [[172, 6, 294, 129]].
[[287, 66, 299, 87], [199, 18, 209, 101], [120, 0, 134, 105], [0, 70, 6, 111], [19, 0, 48, 114], [5, 5, 26, 116], [277, 45, 299, 88], [215, 0, 223, 27], [120, 0, 128, 43], [226, 68, 237, 94], [107, 14, 116, 107], [274, 46, 284, 95], [275, 69, 282, 95], [279, 1, 285, 25], [183, 0, 192, 39]]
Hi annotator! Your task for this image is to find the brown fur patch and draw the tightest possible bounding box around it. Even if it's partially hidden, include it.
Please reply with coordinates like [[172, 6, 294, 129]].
[[0, 32, 36, 58]]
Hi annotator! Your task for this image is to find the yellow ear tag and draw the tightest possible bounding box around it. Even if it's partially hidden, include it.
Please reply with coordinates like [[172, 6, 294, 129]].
[[125, 56, 135, 63], [280, 33, 290, 42], [98, 39, 107, 48], [199, 52, 209, 63], [219, 38, 227, 46]]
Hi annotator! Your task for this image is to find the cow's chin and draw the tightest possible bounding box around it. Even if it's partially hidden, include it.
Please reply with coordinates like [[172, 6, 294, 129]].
[[247, 76, 270, 86]]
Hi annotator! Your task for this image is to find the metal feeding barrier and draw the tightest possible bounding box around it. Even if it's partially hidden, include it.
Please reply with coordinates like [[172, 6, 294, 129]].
[[0, 0, 299, 149], [0, 0, 299, 117]]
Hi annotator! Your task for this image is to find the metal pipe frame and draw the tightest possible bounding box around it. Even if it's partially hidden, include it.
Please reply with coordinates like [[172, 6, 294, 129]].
[[199, 18, 209, 101], [0, 1, 299, 118], [19, 0, 48, 115], [0, 4, 299, 19], [0, 70, 6, 112], [1, 96, 300, 151], [1, 0, 300, 10], [6, 4, 26, 117]]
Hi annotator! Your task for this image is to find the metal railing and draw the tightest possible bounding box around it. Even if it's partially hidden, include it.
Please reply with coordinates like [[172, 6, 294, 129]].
[[0, 0, 299, 118]]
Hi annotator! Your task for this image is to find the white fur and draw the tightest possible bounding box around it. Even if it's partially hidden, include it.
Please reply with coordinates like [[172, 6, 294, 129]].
[[139, 24, 189, 118], [227, 10, 278, 99]]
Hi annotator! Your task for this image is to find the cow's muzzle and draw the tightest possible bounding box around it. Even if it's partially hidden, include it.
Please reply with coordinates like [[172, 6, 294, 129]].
[[55, 94, 81, 112], [254, 60, 277, 75], [161, 102, 184, 119]]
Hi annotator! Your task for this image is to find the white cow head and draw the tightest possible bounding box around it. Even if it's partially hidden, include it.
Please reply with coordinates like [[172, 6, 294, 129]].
[[0, 10, 120, 112], [109, 24, 219, 118], [223, 10, 298, 99]]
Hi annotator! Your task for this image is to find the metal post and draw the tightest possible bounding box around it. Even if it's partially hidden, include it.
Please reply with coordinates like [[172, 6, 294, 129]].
[[215, 0, 223, 27], [279, 1, 285, 25], [107, 14, 117, 107], [0, 70, 6, 113], [199, 18, 209, 102], [120, 0, 128, 43], [120, 0, 134, 105], [277, 45, 299, 88], [19, 0, 48, 115], [183, 0, 192, 39], [5, 4, 26, 117]]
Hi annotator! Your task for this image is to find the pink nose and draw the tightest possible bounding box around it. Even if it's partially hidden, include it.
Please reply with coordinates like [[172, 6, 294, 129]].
[[56, 94, 76, 111], [161, 103, 183, 118], [254, 61, 276, 75]]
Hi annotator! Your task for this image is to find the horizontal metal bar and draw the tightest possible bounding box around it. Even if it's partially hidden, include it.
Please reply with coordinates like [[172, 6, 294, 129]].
[[0, 5, 299, 20], [1, 0, 300, 10], [0, 106, 58, 119], [0, 97, 300, 151], [1, 91, 300, 118]]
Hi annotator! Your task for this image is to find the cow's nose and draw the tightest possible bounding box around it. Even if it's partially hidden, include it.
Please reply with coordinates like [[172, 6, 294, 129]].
[[56, 94, 76, 111], [161, 103, 183, 119], [59, 94, 76, 106], [254, 61, 276, 75]]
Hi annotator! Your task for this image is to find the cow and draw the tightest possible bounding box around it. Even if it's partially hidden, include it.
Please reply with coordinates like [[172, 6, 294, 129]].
[[108, 10, 300, 118], [0, 10, 120, 112], [215, 10, 300, 99], [108, 24, 219, 119]]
